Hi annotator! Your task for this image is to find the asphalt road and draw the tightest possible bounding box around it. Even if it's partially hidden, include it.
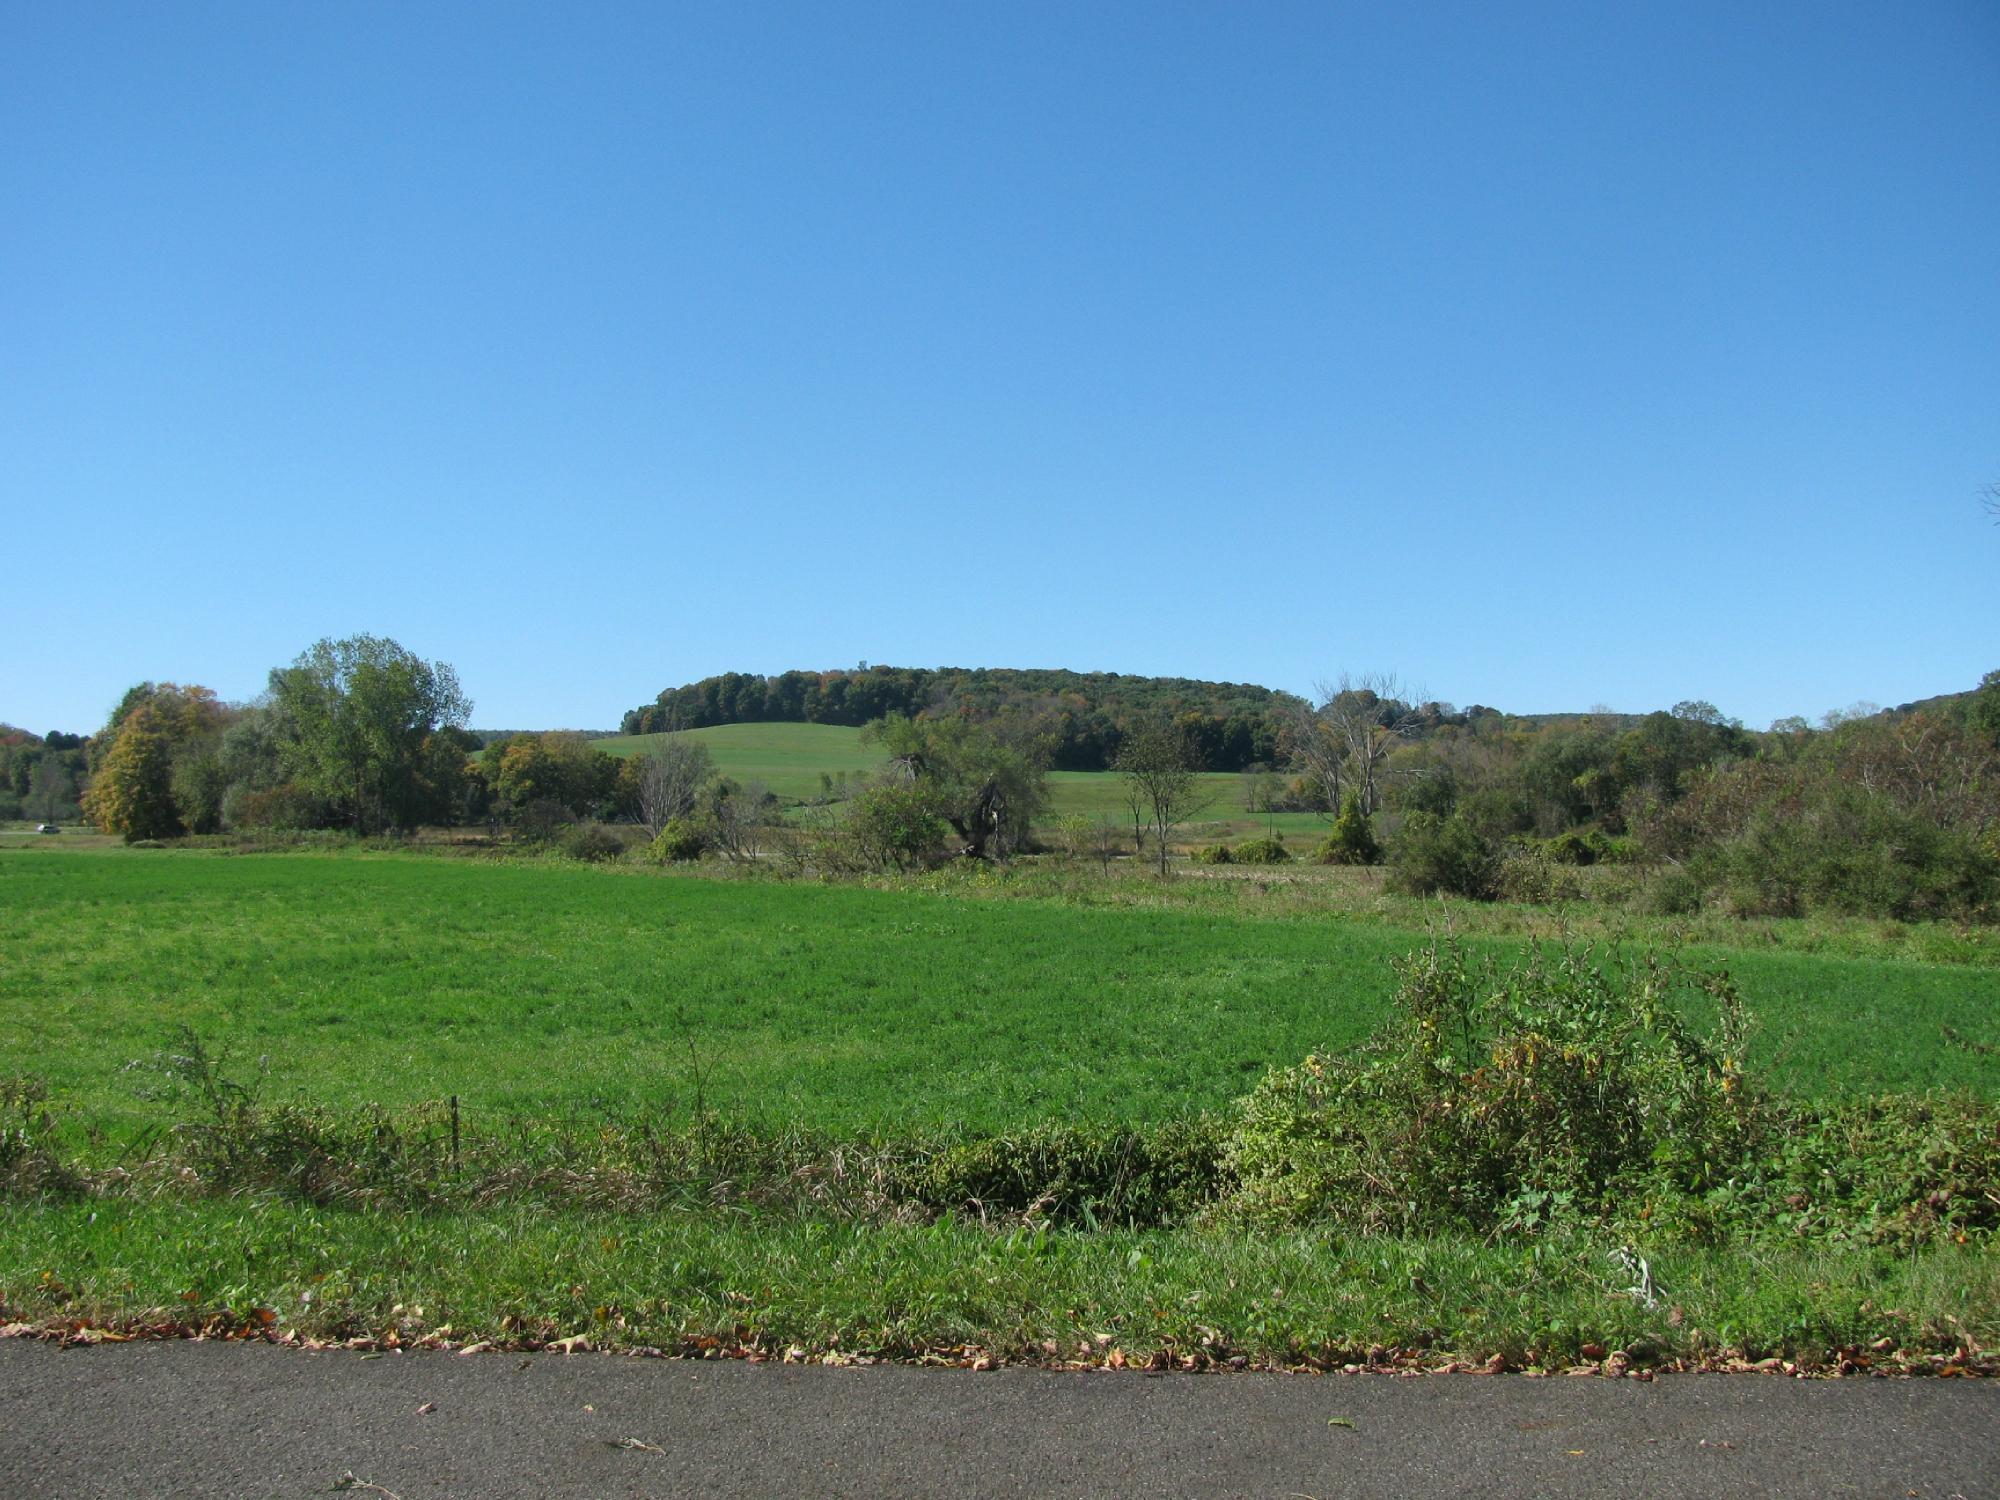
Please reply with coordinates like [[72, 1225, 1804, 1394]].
[[2, 1340, 1994, 1499]]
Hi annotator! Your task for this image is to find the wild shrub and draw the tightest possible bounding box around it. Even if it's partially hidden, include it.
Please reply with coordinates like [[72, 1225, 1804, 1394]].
[[1541, 828, 1614, 866], [512, 796, 572, 844], [1495, 851, 1582, 904], [560, 822, 627, 862], [1632, 713, 2000, 922], [1693, 790, 1996, 921], [105, 1030, 1232, 1226], [897, 1120, 1227, 1228], [648, 817, 707, 863], [1631, 865, 1703, 916], [1385, 812, 1497, 898], [1190, 843, 1234, 865], [1315, 790, 1380, 865], [1685, 1093, 2000, 1248], [225, 782, 330, 831], [1221, 939, 1757, 1235], [0, 1076, 84, 1198], [847, 781, 948, 870], [1231, 835, 1291, 865], [1052, 813, 1093, 862]]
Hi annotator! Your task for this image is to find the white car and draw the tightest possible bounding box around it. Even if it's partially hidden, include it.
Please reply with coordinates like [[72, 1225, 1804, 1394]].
[[35, 824, 60, 834]]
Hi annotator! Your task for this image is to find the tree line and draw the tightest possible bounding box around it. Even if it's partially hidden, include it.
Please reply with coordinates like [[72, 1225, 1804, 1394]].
[[21, 635, 1999, 924], [54, 635, 777, 848], [619, 665, 1306, 772], [1309, 672, 2000, 923]]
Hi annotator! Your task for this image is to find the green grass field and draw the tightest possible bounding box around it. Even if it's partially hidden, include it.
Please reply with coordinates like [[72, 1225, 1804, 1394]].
[[7, 845, 2000, 1367], [594, 721, 1319, 835], [593, 722, 887, 802], [4, 850, 1996, 1144]]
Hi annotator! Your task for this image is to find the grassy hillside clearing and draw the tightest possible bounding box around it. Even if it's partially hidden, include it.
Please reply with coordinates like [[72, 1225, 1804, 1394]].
[[591, 722, 887, 802], [594, 722, 1303, 832]]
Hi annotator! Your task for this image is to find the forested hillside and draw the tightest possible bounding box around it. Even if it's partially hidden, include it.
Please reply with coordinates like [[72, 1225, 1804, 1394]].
[[622, 666, 1311, 771]]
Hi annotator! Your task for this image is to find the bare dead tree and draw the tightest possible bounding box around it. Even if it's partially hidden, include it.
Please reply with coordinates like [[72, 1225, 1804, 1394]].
[[1089, 816, 1121, 875], [1304, 671, 1431, 817], [707, 778, 773, 862], [637, 735, 714, 838], [1281, 698, 1346, 814]]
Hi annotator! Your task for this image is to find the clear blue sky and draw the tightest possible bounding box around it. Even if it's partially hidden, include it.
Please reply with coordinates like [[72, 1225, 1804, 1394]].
[[5, 1, 1996, 734]]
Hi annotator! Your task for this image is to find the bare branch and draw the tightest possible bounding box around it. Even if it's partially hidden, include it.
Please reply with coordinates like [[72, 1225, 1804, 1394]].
[[1302, 671, 1431, 816], [637, 734, 714, 838]]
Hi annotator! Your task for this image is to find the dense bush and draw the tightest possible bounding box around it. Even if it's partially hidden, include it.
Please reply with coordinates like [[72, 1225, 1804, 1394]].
[[1495, 850, 1582, 904], [1630, 865, 1703, 916], [560, 822, 627, 862], [224, 782, 331, 831], [1628, 713, 2000, 922], [1385, 812, 1497, 898], [1540, 828, 1618, 866], [1691, 790, 1996, 921], [1315, 790, 1380, 865], [1190, 842, 1234, 865], [512, 796, 572, 844], [1219, 936, 2000, 1245], [847, 781, 948, 870], [1222, 940, 1756, 1234], [899, 1119, 1227, 1228], [1231, 835, 1292, 865], [648, 817, 707, 863]]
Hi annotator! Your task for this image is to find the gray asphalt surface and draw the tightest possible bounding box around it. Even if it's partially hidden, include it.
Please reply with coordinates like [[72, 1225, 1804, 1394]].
[[1, 1340, 1994, 1499]]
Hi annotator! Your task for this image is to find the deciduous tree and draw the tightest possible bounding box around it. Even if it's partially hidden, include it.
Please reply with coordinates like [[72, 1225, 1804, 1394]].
[[82, 706, 180, 840], [268, 636, 471, 832], [1293, 672, 1431, 818], [1116, 718, 1211, 875], [867, 714, 1047, 861], [636, 735, 715, 838]]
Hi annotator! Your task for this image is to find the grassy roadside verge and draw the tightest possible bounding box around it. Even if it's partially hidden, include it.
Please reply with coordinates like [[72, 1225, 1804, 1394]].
[[3, 1198, 1994, 1375]]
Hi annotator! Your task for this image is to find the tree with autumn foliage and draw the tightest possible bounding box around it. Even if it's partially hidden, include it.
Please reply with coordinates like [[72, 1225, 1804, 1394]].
[[82, 683, 232, 839], [83, 706, 181, 839], [483, 731, 619, 824]]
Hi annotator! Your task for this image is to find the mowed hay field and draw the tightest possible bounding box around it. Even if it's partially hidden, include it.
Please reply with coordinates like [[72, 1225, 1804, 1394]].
[[595, 721, 1317, 834], [592, 722, 887, 802], [4, 850, 1997, 1145]]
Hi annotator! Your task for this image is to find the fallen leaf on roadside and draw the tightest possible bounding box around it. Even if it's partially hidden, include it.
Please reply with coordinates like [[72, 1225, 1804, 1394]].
[[607, 1437, 665, 1454], [1327, 1417, 1356, 1430], [415, 1402, 435, 1416], [332, 1474, 402, 1499]]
